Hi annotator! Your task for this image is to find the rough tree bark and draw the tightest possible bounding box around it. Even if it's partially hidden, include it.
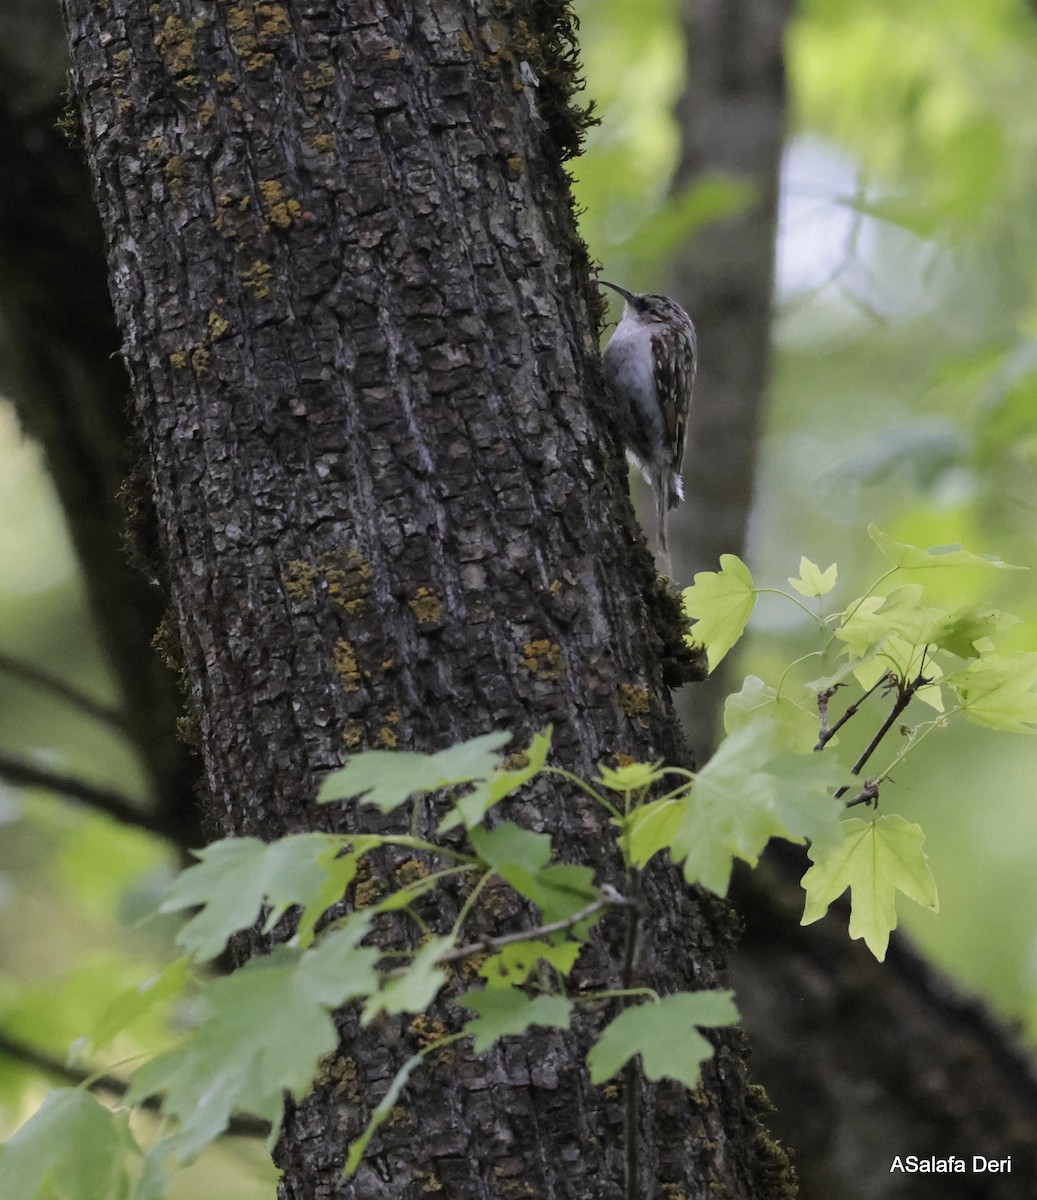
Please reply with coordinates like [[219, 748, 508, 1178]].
[[59, 2, 785, 1197]]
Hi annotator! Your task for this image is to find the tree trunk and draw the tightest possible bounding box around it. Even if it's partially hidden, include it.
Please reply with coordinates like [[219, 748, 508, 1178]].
[[671, 0, 791, 757], [732, 847, 1037, 1199], [59, 2, 780, 1196]]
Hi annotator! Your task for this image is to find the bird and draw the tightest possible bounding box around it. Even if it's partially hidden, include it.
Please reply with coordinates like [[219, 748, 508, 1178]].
[[598, 279, 697, 569]]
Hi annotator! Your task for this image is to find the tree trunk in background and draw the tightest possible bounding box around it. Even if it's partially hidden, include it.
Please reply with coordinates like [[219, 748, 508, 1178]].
[[671, 0, 790, 757], [0, 0, 199, 846], [732, 849, 1037, 1200], [60, 2, 781, 1196]]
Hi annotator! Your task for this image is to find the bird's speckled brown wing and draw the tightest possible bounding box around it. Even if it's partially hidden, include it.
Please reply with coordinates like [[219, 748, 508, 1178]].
[[651, 321, 697, 501]]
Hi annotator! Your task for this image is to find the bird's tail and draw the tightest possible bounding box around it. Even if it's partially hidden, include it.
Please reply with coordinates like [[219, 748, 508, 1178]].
[[656, 493, 671, 574], [655, 470, 681, 573]]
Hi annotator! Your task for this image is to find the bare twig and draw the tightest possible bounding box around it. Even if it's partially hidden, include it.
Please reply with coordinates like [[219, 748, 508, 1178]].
[[816, 672, 893, 750], [0, 1029, 270, 1139], [621, 873, 641, 1200], [0, 649, 129, 736], [832, 661, 932, 802], [0, 751, 178, 843], [816, 685, 838, 746], [844, 780, 880, 809], [435, 885, 630, 967]]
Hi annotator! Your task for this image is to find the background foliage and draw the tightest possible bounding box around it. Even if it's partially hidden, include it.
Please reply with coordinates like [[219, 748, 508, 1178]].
[[2, 0, 1036, 1192], [577, 0, 1037, 1040]]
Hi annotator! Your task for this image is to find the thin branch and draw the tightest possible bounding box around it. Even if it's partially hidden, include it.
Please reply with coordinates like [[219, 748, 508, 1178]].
[[833, 665, 931, 801], [753, 588, 827, 628], [0, 1029, 271, 1139], [0, 751, 179, 843], [621, 871, 641, 1200], [0, 649, 129, 736], [435, 885, 630, 966], [821, 565, 900, 658], [844, 780, 880, 809], [833, 697, 910, 800], [815, 672, 892, 751], [816, 686, 836, 745]]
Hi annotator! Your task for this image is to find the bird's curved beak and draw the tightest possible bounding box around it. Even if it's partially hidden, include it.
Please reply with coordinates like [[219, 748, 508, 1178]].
[[597, 279, 634, 304]]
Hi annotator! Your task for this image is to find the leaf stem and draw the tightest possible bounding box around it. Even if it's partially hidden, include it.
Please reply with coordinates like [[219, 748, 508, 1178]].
[[451, 870, 493, 941], [578, 987, 660, 1005], [776, 650, 824, 699], [753, 588, 828, 628], [874, 711, 956, 783], [372, 836, 479, 865], [371, 864, 472, 916], [543, 767, 623, 819], [822, 565, 900, 656]]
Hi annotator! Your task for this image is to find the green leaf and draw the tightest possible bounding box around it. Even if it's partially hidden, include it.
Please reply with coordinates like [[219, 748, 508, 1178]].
[[136, 1145, 172, 1200], [161, 833, 361, 961], [806, 660, 874, 692], [723, 675, 819, 753], [669, 718, 845, 894], [0, 1090, 136, 1200], [439, 728, 553, 832], [852, 636, 945, 711], [834, 585, 937, 660], [459, 987, 573, 1052], [931, 606, 1020, 658], [503, 863, 600, 923], [587, 991, 738, 1089], [470, 823, 597, 919], [622, 797, 683, 869], [84, 957, 191, 1055], [801, 815, 938, 961], [948, 653, 1037, 732], [127, 927, 381, 1161], [669, 722, 788, 896], [789, 557, 838, 597], [470, 823, 552, 874], [595, 760, 667, 793], [318, 731, 512, 812], [766, 755, 846, 847], [477, 940, 582, 988], [681, 555, 756, 671], [362, 936, 452, 1023], [369, 870, 444, 914], [868, 524, 1024, 571], [300, 918, 381, 1004]]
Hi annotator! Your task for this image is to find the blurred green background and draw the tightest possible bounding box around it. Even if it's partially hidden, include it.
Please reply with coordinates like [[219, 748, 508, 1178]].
[[1, 0, 1035, 1190], [577, 0, 1037, 1041]]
